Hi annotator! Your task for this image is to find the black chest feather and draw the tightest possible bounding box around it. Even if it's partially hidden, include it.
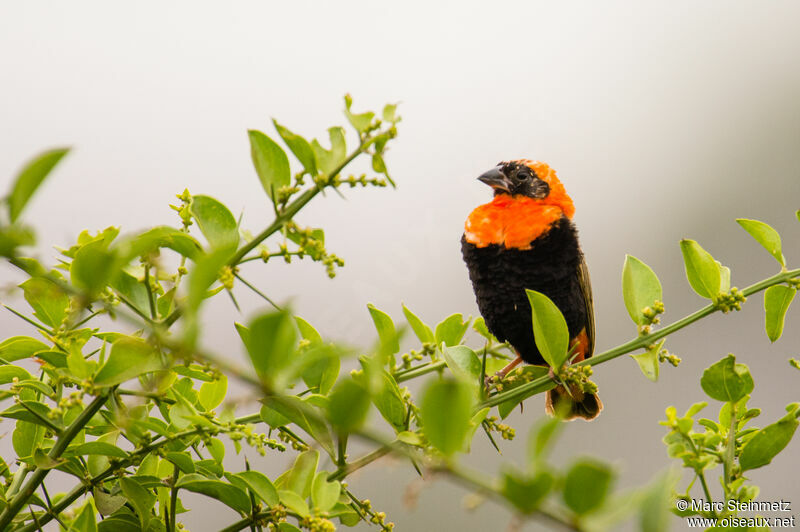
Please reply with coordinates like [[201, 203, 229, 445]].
[[461, 217, 586, 365]]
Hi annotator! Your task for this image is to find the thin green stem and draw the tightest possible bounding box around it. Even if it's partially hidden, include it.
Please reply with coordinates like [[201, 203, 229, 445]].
[[396, 360, 446, 382], [723, 401, 737, 501], [328, 446, 391, 481], [168, 471, 180, 532], [144, 265, 158, 319], [0, 392, 109, 529], [234, 273, 281, 310]]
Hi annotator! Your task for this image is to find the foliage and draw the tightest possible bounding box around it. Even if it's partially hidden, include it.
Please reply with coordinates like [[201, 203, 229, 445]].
[[0, 95, 798, 531]]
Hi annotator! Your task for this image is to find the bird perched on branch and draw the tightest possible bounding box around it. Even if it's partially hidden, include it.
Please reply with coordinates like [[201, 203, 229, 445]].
[[461, 160, 601, 420]]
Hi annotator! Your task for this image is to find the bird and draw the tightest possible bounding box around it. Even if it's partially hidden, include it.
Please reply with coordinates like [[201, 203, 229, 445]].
[[461, 159, 601, 421]]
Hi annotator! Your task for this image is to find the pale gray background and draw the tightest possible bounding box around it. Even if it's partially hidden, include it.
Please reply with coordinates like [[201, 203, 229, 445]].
[[1, 2, 799, 530]]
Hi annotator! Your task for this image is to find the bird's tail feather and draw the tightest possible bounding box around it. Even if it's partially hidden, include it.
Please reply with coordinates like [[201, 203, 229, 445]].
[[545, 383, 602, 421]]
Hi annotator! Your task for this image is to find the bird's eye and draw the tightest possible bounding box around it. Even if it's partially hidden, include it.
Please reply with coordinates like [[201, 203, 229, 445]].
[[517, 172, 530, 180]]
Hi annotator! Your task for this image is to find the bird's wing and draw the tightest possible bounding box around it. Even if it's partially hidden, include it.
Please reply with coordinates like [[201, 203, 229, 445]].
[[576, 255, 595, 358]]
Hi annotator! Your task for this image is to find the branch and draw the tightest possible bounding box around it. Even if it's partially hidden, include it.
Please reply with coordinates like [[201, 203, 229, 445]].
[[481, 267, 800, 409], [0, 392, 110, 529]]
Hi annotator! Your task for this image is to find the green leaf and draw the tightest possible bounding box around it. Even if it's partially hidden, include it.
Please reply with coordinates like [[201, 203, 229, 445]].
[[94, 336, 164, 387], [434, 313, 470, 347], [118, 225, 202, 262], [700, 354, 754, 403], [8, 148, 69, 222], [70, 239, 117, 295], [1, 401, 63, 430], [622, 255, 663, 325], [442, 345, 481, 384], [287, 449, 319, 498], [33, 448, 66, 469], [358, 362, 406, 431], [94, 488, 127, 516], [736, 218, 785, 267], [328, 378, 370, 432], [717, 261, 731, 293], [563, 459, 614, 515], [263, 395, 334, 455], [420, 378, 473, 456], [164, 451, 196, 474], [638, 471, 676, 532], [528, 416, 562, 464], [19, 276, 70, 327], [0, 365, 32, 384], [278, 489, 310, 517], [176, 476, 251, 513], [382, 103, 398, 122], [764, 285, 795, 342], [249, 129, 291, 200], [0, 336, 50, 363], [16, 379, 55, 398], [246, 310, 297, 387], [630, 339, 665, 382], [311, 471, 341, 513], [526, 290, 569, 369], [502, 470, 554, 514], [67, 441, 128, 459], [273, 120, 317, 175], [199, 375, 228, 411], [463, 407, 489, 452], [311, 127, 346, 176], [109, 270, 150, 317], [299, 344, 340, 395], [120, 476, 157, 529], [367, 304, 399, 356], [739, 415, 799, 471], [796, 210, 800, 223], [12, 420, 44, 458], [471, 317, 497, 342], [295, 316, 322, 344], [344, 94, 375, 133], [232, 471, 279, 507], [679, 239, 721, 299], [189, 195, 239, 251], [402, 304, 434, 343]]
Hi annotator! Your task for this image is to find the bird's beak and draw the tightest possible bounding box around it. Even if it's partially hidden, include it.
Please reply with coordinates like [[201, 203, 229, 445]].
[[477, 166, 511, 193]]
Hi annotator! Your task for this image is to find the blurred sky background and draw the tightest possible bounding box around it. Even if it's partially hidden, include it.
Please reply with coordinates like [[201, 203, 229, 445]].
[[2, 2, 800, 530]]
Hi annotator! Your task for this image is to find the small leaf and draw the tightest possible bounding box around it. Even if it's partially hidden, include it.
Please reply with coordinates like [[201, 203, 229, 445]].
[[287, 449, 319, 499], [33, 448, 66, 469], [199, 375, 228, 411], [273, 120, 317, 175], [95, 336, 164, 387], [344, 94, 375, 133], [528, 416, 562, 464], [402, 304, 434, 344], [73, 500, 98, 532], [367, 304, 399, 356], [442, 345, 481, 384], [562, 459, 614, 515], [622, 255, 663, 325], [120, 477, 157, 529], [736, 218, 785, 267], [263, 396, 334, 456], [639, 471, 677, 532], [526, 290, 569, 369], [249, 129, 291, 200], [328, 378, 370, 432], [472, 317, 497, 342], [164, 451, 196, 474], [311, 127, 346, 176], [679, 239, 721, 299], [739, 414, 799, 471], [764, 285, 795, 342], [0, 336, 50, 363], [8, 148, 69, 222], [502, 470, 554, 514], [630, 339, 665, 382], [278, 489, 310, 517], [0, 365, 32, 384], [94, 488, 127, 516], [700, 354, 754, 403], [434, 313, 470, 347], [311, 471, 341, 513], [176, 477, 251, 513], [246, 310, 297, 387], [19, 276, 70, 327], [295, 316, 323, 344], [232, 471, 279, 507], [70, 239, 118, 295], [189, 195, 239, 251], [420, 378, 473, 456], [382, 103, 398, 122], [67, 441, 128, 458]]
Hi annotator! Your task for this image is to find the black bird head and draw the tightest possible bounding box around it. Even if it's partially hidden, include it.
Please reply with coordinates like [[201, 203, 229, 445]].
[[477, 160, 551, 199]]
